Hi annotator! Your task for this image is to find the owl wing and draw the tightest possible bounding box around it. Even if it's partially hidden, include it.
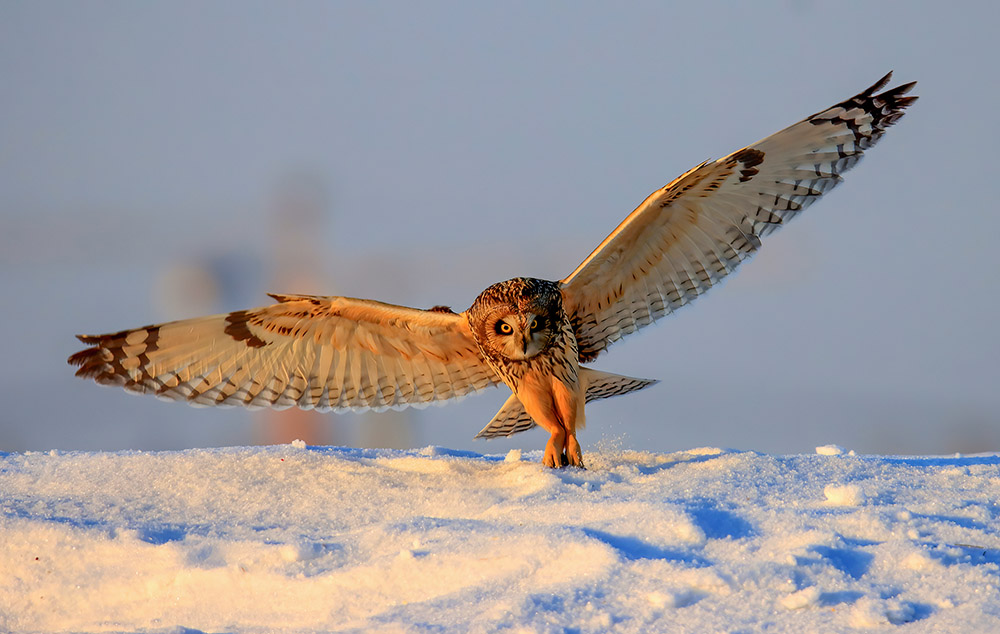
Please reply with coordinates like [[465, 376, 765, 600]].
[[560, 72, 917, 361], [69, 293, 499, 411]]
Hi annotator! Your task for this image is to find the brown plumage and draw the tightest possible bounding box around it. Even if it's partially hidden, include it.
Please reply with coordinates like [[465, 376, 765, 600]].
[[70, 72, 917, 468]]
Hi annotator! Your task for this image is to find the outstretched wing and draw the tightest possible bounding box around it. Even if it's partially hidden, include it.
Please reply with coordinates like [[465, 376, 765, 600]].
[[560, 72, 917, 362], [69, 294, 499, 411]]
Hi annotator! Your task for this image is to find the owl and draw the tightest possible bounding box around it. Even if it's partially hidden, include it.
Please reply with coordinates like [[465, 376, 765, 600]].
[[70, 72, 917, 468]]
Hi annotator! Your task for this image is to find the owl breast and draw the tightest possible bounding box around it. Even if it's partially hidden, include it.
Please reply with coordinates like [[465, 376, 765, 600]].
[[466, 277, 579, 390]]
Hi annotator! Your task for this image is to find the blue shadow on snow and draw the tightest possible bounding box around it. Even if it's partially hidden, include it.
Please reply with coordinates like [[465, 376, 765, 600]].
[[582, 528, 711, 566]]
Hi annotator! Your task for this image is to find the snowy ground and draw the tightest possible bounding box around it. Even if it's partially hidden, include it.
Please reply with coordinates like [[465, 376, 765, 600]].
[[2, 443, 999, 633]]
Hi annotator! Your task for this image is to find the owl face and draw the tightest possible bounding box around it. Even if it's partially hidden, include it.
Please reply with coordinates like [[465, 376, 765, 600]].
[[467, 277, 564, 362], [486, 310, 552, 360]]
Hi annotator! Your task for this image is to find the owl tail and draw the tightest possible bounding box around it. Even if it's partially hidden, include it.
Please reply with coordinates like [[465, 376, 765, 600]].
[[579, 368, 659, 404], [474, 368, 658, 439]]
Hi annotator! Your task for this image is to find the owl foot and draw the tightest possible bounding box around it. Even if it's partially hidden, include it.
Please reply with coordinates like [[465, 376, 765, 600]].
[[542, 433, 586, 469], [542, 451, 585, 469], [543, 430, 567, 468], [543, 446, 565, 468], [565, 434, 584, 469]]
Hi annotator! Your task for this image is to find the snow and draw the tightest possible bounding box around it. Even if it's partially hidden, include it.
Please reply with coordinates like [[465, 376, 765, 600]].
[[823, 484, 867, 507], [3, 443, 1000, 633], [816, 444, 852, 456]]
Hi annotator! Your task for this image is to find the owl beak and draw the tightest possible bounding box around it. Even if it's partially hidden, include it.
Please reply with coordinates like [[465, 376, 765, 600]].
[[520, 314, 536, 354]]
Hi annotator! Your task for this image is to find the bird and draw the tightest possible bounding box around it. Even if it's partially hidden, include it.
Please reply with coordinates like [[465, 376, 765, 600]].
[[69, 72, 917, 468]]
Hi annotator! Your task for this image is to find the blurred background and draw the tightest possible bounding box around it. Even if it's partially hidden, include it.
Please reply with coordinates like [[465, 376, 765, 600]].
[[2, 1, 997, 455]]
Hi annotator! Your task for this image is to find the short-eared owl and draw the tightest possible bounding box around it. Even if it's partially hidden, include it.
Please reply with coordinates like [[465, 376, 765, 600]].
[[70, 73, 916, 468]]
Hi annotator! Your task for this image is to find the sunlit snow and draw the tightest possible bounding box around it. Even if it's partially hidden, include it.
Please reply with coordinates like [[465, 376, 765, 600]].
[[3, 444, 999, 632]]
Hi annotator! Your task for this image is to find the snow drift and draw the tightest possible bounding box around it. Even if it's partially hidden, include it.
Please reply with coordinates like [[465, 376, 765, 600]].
[[2, 443, 999, 632]]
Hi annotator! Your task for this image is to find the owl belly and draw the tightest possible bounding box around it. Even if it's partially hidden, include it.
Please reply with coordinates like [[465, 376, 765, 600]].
[[513, 364, 586, 436]]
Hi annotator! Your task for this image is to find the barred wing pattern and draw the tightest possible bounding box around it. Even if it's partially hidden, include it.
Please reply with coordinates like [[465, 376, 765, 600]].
[[69, 294, 498, 411], [561, 72, 917, 362], [475, 393, 534, 439]]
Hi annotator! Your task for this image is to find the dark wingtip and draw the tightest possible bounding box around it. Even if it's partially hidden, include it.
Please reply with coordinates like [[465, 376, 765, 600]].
[[866, 71, 894, 95], [891, 80, 918, 96], [878, 79, 918, 103], [67, 346, 109, 379], [68, 335, 106, 367], [867, 72, 919, 108], [67, 348, 89, 367], [67, 331, 120, 382]]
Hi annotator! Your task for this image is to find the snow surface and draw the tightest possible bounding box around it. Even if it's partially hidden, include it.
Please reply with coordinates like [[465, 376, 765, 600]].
[[3, 443, 1000, 633]]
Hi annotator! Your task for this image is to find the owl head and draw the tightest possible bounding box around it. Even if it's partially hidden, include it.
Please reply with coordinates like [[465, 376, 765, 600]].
[[467, 277, 563, 362]]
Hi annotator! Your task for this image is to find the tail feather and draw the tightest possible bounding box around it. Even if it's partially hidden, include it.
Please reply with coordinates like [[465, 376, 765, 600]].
[[474, 367, 658, 439], [474, 392, 534, 439], [581, 368, 659, 403]]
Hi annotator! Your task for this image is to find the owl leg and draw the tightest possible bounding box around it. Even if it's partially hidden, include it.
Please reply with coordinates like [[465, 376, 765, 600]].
[[513, 374, 583, 468], [542, 427, 567, 468], [554, 381, 585, 469]]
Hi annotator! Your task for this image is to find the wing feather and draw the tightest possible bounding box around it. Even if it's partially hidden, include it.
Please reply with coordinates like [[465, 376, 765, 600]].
[[561, 72, 917, 361], [69, 294, 499, 412]]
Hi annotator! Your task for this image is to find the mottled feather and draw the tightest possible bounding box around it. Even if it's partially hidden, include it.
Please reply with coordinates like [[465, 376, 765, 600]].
[[69, 295, 498, 411], [561, 72, 917, 361]]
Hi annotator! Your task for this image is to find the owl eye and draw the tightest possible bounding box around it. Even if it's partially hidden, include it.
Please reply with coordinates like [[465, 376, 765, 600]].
[[529, 317, 545, 332], [495, 321, 513, 335]]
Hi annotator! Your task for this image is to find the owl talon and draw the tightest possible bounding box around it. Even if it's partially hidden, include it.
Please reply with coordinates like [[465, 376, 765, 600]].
[[542, 448, 563, 468], [542, 452, 574, 469], [565, 434, 584, 468]]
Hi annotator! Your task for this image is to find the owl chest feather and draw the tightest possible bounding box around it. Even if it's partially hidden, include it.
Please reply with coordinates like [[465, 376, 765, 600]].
[[483, 314, 579, 391], [465, 277, 584, 429], [493, 316, 584, 432], [515, 363, 585, 433]]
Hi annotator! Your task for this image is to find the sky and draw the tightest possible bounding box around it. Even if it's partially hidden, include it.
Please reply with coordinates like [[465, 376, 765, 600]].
[[1, 1, 998, 455]]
